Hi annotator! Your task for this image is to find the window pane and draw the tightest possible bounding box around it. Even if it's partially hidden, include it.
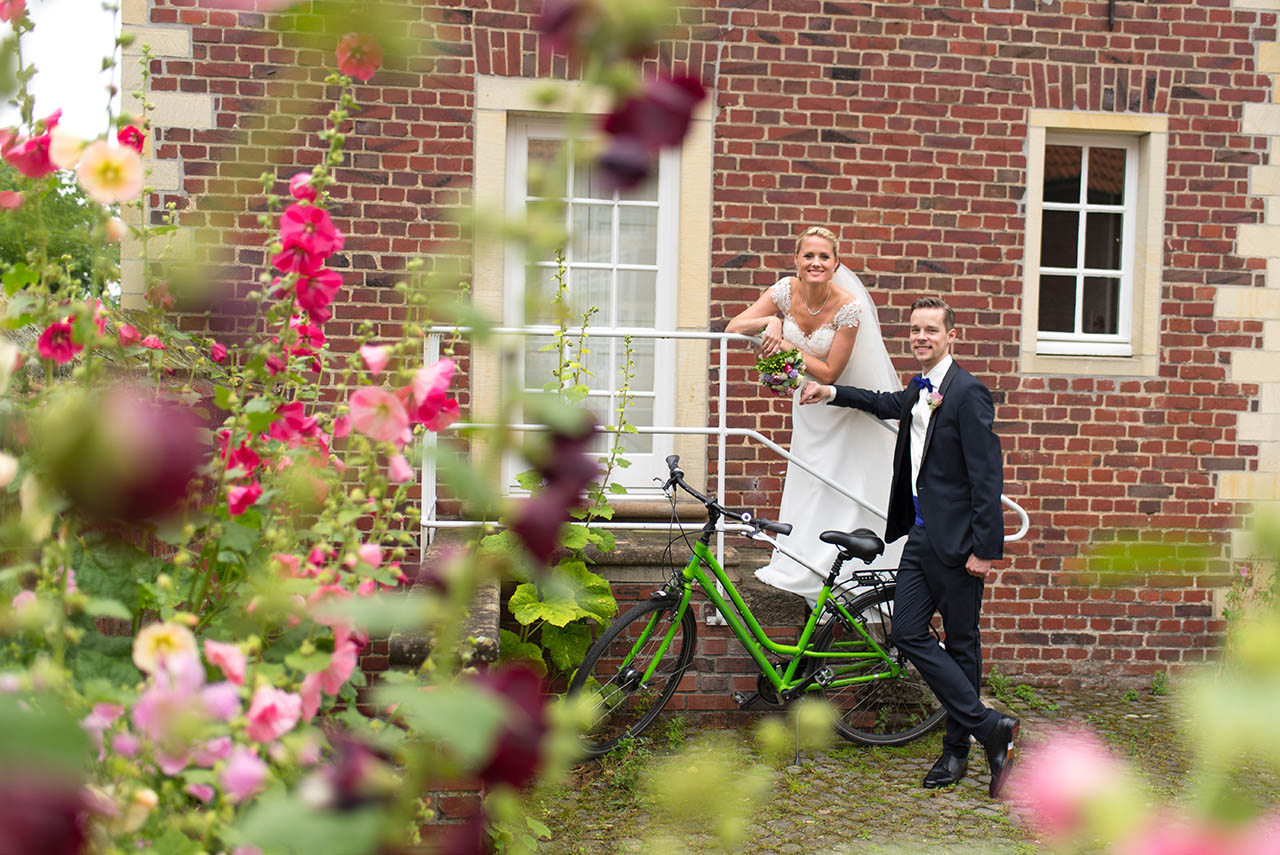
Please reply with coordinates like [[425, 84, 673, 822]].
[[524, 335, 560, 390], [1044, 145, 1082, 203], [1082, 277, 1120, 334], [569, 268, 612, 325], [616, 270, 657, 326], [1085, 212, 1123, 270], [525, 264, 563, 323], [618, 206, 658, 265], [1087, 147, 1126, 205], [621, 338, 655, 393], [578, 337, 610, 386], [618, 396, 654, 454], [573, 156, 610, 201], [1038, 274, 1076, 333], [621, 171, 659, 202], [1040, 210, 1079, 268], [583, 396, 611, 455], [570, 204, 613, 263], [527, 137, 565, 198]]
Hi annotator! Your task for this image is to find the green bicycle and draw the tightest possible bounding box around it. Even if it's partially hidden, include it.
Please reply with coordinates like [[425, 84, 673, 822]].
[[568, 455, 945, 757]]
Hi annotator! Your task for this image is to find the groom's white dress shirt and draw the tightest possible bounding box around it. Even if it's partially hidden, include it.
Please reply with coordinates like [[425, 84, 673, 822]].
[[910, 355, 952, 496]]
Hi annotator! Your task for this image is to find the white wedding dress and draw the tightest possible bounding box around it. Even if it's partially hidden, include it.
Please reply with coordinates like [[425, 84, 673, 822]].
[[753, 266, 904, 605]]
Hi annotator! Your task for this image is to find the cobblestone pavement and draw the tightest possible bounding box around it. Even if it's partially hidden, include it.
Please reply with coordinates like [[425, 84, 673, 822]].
[[533, 685, 1280, 854]]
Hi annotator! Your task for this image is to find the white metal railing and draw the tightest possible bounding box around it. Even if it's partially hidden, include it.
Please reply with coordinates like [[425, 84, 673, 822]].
[[420, 326, 1030, 570]]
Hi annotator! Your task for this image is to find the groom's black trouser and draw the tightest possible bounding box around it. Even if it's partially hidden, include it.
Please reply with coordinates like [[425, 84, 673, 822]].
[[892, 526, 1000, 757]]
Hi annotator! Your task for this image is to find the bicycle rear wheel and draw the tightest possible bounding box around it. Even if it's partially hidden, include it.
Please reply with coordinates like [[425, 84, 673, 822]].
[[810, 584, 946, 746], [566, 595, 697, 757]]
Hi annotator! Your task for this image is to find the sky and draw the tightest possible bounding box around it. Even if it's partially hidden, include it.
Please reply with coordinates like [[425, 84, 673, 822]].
[[1, 0, 120, 137]]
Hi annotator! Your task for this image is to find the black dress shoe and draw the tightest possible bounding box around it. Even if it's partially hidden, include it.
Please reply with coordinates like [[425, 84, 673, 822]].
[[922, 752, 967, 788], [981, 714, 1019, 798]]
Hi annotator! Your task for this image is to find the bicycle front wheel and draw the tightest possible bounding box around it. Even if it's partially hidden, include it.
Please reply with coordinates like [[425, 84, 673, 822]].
[[811, 584, 946, 746], [567, 595, 697, 757]]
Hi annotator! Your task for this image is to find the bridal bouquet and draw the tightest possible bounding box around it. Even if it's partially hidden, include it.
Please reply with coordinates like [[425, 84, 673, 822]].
[[756, 348, 805, 395]]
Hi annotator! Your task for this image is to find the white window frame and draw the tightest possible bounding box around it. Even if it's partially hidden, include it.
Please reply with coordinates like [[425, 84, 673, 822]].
[[1021, 110, 1168, 378]]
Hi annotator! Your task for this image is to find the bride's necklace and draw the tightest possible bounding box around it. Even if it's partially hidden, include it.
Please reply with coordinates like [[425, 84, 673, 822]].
[[798, 282, 832, 317]]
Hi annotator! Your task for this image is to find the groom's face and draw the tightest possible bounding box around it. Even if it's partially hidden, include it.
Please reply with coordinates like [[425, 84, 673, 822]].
[[909, 307, 956, 372]]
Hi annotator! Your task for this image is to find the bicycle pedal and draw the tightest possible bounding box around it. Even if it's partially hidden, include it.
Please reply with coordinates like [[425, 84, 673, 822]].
[[732, 691, 761, 709], [813, 668, 835, 687]]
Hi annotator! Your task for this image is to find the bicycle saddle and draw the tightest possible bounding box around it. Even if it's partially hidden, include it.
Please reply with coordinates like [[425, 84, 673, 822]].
[[819, 528, 885, 564]]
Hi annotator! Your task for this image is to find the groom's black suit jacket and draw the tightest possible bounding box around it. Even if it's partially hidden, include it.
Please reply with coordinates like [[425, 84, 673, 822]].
[[830, 361, 1004, 567]]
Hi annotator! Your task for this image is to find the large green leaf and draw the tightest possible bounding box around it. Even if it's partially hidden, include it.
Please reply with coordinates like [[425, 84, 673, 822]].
[[374, 683, 505, 767], [555, 559, 618, 625], [507, 581, 589, 628], [498, 627, 546, 675], [540, 622, 592, 672], [237, 791, 385, 855]]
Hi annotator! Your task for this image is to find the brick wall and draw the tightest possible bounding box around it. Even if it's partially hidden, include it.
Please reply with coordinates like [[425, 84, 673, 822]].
[[127, 0, 1280, 685]]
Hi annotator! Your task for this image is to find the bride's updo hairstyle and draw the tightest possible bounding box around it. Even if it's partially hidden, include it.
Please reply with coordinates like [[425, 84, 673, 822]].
[[794, 226, 840, 263]]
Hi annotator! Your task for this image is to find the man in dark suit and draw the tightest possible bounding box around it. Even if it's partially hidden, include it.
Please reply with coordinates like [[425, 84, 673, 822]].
[[799, 296, 1017, 797]]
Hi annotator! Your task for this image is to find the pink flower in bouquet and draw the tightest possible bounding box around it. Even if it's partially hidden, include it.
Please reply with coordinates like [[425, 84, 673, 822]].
[[210, 341, 227, 363], [221, 747, 268, 803], [0, 191, 22, 209], [279, 203, 343, 258], [350, 387, 410, 443], [1, 110, 61, 178], [927, 391, 943, 411], [246, 685, 302, 743], [388, 452, 412, 483], [204, 640, 246, 685], [289, 171, 317, 201], [335, 32, 383, 81], [37, 320, 81, 364], [75, 140, 143, 204], [228, 481, 263, 516], [360, 344, 389, 375], [1009, 728, 1127, 839], [117, 323, 141, 348], [116, 125, 145, 153], [0, 0, 26, 23]]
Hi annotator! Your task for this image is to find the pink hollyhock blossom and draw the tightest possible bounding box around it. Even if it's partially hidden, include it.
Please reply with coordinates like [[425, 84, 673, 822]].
[[289, 267, 343, 323], [10, 589, 35, 613], [104, 216, 126, 242], [360, 344, 389, 375], [1117, 817, 1237, 855], [140, 335, 166, 351], [274, 553, 304, 577], [349, 387, 410, 444], [48, 127, 83, 169], [300, 671, 323, 722], [227, 481, 263, 516], [116, 125, 144, 153], [0, 452, 18, 489], [234, 848, 264, 855], [1, 110, 61, 178], [210, 341, 227, 363], [185, 783, 215, 804], [75, 140, 144, 204], [36, 320, 82, 364], [357, 543, 383, 569], [221, 747, 268, 803], [201, 681, 242, 721], [1009, 728, 1127, 839], [0, 0, 25, 23], [192, 736, 232, 767], [356, 578, 376, 596], [423, 398, 460, 432], [332, 414, 351, 438], [279, 203, 343, 258], [111, 731, 140, 757], [204, 640, 246, 685], [335, 32, 383, 81], [117, 323, 141, 348], [0, 190, 22, 209], [410, 358, 456, 408], [322, 637, 359, 695], [289, 171, 317, 201], [246, 685, 302, 743], [80, 703, 124, 755], [270, 401, 321, 445], [388, 453, 412, 483], [265, 353, 286, 376], [133, 622, 198, 674]]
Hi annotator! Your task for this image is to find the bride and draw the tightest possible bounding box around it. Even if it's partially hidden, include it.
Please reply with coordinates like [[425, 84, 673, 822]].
[[725, 226, 903, 605]]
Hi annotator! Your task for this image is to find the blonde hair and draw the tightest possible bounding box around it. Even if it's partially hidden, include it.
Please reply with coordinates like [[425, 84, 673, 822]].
[[794, 226, 840, 261]]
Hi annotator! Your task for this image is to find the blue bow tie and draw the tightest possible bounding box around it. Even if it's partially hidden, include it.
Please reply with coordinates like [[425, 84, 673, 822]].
[[912, 375, 934, 393]]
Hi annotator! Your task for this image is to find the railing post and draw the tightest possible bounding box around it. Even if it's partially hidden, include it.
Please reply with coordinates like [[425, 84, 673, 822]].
[[423, 333, 441, 547]]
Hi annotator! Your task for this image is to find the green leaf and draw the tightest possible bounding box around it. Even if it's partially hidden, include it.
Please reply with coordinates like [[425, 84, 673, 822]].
[[152, 827, 202, 855], [609, 482, 628, 494], [285, 649, 332, 674], [507, 581, 589, 628], [84, 597, 132, 620], [526, 817, 552, 840], [513, 468, 543, 491], [312, 593, 433, 637], [213, 386, 236, 410], [220, 519, 260, 553], [244, 396, 280, 433], [374, 683, 505, 766], [2, 261, 37, 296], [498, 627, 546, 675], [237, 792, 386, 855], [0, 694, 89, 775], [559, 524, 590, 550], [540, 622, 592, 672], [555, 559, 618, 625]]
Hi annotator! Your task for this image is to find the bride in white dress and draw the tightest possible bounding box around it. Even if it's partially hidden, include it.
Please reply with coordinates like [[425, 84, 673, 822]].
[[725, 226, 903, 605]]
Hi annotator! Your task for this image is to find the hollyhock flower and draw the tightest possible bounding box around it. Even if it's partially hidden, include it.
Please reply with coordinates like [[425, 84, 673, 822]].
[[36, 320, 81, 364], [192, 736, 232, 767], [292, 267, 343, 323], [48, 126, 84, 168], [270, 401, 322, 444], [111, 731, 140, 757], [133, 622, 198, 674], [201, 681, 242, 721], [510, 419, 600, 564], [117, 323, 141, 348], [279, 203, 343, 258], [0, 190, 22, 209], [131, 653, 206, 764], [289, 171, 317, 201], [140, 335, 166, 351], [604, 75, 707, 150], [332, 414, 351, 439], [349, 387, 410, 444], [265, 353, 286, 376], [75, 140, 144, 204], [9, 590, 34, 613], [204, 640, 246, 685], [411, 357, 456, 409], [210, 341, 227, 363], [388, 453, 412, 483], [0, 452, 17, 489], [537, 0, 591, 53], [335, 32, 383, 81], [80, 703, 124, 755], [300, 672, 323, 722], [473, 664, 549, 791], [225, 442, 260, 477], [222, 747, 268, 803], [597, 135, 653, 190], [116, 125, 145, 153], [0, 0, 25, 23], [228, 481, 263, 516], [0, 773, 91, 855], [1, 110, 61, 178], [356, 543, 382, 569], [280, 315, 325, 370], [360, 344, 389, 374], [1009, 728, 1129, 839], [356, 578, 376, 596], [246, 685, 302, 743], [322, 634, 359, 695], [423, 398, 460, 432], [185, 784, 215, 804], [1117, 816, 1237, 855], [104, 216, 126, 242]]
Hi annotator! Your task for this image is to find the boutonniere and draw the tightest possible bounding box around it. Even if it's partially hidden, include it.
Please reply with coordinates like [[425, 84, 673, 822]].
[[927, 391, 943, 411]]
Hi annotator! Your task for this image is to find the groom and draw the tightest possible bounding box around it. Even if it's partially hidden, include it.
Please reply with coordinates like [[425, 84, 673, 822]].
[[799, 296, 1017, 797]]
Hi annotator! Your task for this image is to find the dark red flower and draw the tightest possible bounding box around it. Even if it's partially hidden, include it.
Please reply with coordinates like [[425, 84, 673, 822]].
[[472, 664, 548, 792], [603, 75, 706, 150], [117, 125, 145, 153], [596, 136, 654, 191], [1, 110, 62, 178], [0, 773, 90, 855], [537, 0, 590, 53], [509, 419, 599, 564]]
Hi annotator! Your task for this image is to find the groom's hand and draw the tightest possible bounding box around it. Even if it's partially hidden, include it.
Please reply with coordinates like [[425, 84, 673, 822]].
[[965, 555, 993, 579], [799, 381, 832, 405]]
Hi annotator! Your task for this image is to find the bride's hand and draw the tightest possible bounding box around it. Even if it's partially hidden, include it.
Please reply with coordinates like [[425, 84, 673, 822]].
[[758, 317, 783, 356], [798, 381, 831, 405]]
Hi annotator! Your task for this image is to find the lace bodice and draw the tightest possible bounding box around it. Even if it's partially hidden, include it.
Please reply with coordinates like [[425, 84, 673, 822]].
[[769, 278, 862, 359]]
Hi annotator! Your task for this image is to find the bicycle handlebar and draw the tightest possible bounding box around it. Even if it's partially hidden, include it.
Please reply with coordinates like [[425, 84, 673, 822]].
[[663, 455, 793, 536]]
